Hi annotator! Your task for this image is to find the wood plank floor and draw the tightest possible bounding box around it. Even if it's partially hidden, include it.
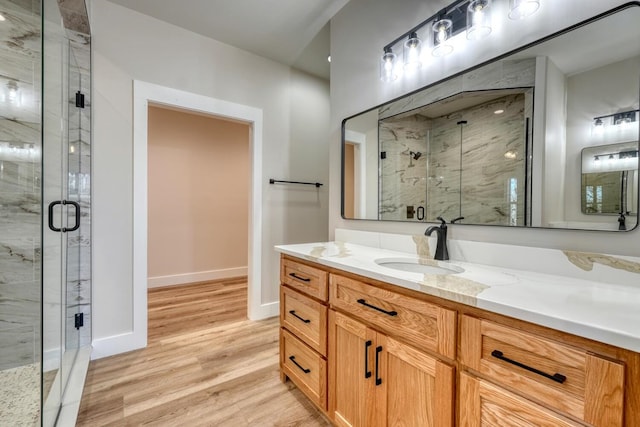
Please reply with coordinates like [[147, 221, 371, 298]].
[[77, 278, 331, 426]]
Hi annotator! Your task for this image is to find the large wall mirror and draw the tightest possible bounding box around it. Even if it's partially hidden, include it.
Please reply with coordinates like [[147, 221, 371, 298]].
[[342, 4, 640, 231]]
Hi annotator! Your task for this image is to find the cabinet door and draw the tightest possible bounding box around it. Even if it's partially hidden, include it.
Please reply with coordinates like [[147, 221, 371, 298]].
[[329, 310, 371, 427], [378, 335, 455, 427], [460, 372, 584, 427]]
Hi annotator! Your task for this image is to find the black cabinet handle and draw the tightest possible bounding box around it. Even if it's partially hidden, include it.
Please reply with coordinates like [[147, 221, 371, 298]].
[[64, 200, 81, 232], [375, 346, 383, 386], [289, 355, 310, 374], [357, 299, 397, 317], [48, 201, 63, 232], [289, 272, 311, 282], [289, 310, 310, 324], [364, 340, 372, 379], [491, 350, 566, 384]]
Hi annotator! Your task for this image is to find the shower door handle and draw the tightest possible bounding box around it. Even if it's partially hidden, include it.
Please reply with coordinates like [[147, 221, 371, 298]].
[[64, 201, 81, 232], [47, 200, 81, 232], [48, 201, 63, 232]]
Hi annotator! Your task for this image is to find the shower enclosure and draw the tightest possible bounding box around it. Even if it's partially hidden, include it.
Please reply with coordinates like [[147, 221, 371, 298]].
[[0, 0, 91, 424], [379, 93, 527, 225]]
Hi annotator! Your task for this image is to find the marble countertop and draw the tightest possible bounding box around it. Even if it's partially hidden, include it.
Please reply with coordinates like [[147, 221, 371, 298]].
[[275, 241, 640, 353]]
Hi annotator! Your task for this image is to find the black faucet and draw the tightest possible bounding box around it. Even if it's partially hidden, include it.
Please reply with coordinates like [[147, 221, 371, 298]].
[[618, 211, 628, 231], [425, 216, 450, 261]]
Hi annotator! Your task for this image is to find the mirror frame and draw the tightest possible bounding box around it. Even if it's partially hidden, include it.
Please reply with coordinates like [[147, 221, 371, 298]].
[[341, 2, 640, 231]]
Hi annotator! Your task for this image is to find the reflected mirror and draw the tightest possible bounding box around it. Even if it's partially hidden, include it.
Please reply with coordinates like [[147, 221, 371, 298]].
[[342, 4, 640, 231]]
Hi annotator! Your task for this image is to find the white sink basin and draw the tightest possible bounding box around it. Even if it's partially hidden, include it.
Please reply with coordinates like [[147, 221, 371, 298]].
[[375, 258, 465, 275]]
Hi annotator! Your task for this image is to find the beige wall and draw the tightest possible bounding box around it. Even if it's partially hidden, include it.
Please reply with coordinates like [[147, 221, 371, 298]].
[[147, 105, 249, 284], [344, 143, 355, 218]]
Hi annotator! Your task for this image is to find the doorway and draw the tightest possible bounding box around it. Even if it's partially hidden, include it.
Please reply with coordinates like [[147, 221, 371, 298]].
[[132, 81, 265, 351]]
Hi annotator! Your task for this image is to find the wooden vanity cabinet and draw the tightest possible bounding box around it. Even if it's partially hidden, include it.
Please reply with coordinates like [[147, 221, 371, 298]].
[[278, 255, 639, 426], [328, 310, 454, 427], [460, 315, 625, 427], [279, 257, 329, 411]]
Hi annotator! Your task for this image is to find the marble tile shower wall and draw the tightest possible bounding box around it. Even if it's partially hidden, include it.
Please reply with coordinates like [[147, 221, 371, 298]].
[[428, 93, 527, 225], [0, 3, 92, 369], [379, 94, 527, 225], [0, 0, 42, 370], [380, 115, 429, 221]]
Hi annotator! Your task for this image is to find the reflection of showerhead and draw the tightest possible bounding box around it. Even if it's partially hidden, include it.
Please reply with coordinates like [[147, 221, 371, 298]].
[[410, 151, 422, 160]]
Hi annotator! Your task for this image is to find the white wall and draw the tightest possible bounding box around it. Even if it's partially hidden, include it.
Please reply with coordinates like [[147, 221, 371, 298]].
[[329, 0, 640, 255], [91, 0, 329, 356], [565, 56, 640, 224]]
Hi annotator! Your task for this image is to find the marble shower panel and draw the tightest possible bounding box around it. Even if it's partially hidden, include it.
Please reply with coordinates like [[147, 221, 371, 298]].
[[380, 115, 429, 221], [0, 0, 42, 370], [428, 94, 527, 225]]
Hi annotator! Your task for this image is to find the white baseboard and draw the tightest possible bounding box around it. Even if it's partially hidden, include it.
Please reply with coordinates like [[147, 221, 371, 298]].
[[248, 301, 279, 321], [91, 331, 145, 360], [147, 267, 248, 288]]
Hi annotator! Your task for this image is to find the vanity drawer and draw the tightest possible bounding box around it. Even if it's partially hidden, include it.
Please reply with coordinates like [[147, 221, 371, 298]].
[[281, 257, 328, 301], [329, 273, 456, 359], [460, 315, 624, 426], [460, 372, 584, 427], [281, 286, 328, 356], [281, 328, 327, 410]]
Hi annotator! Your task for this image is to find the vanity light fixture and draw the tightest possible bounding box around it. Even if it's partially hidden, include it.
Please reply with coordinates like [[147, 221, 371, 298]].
[[508, 0, 540, 20], [592, 109, 639, 128], [0, 13, 6, 22], [380, 0, 515, 83], [403, 32, 423, 71], [467, 0, 492, 40], [592, 150, 638, 162], [432, 17, 454, 57], [494, 109, 505, 114], [380, 47, 399, 82]]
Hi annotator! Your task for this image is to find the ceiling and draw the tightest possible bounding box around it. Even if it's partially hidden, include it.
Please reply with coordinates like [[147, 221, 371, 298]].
[[107, 0, 349, 80]]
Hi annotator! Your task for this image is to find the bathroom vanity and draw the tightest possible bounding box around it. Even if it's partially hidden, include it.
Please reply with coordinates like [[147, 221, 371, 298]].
[[276, 239, 640, 426]]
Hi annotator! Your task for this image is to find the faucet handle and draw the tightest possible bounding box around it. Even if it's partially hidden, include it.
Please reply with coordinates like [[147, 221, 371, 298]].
[[436, 216, 447, 226], [451, 216, 465, 224]]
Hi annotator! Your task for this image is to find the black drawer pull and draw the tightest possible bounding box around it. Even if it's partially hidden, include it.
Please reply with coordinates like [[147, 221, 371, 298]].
[[491, 350, 566, 384], [289, 310, 310, 324], [289, 272, 311, 282], [364, 340, 372, 378], [375, 346, 383, 386], [289, 355, 311, 374], [357, 299, 397, 317]]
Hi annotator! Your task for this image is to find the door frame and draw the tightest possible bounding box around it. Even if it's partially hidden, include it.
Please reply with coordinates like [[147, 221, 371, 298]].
[[132, 80, 264, 349]]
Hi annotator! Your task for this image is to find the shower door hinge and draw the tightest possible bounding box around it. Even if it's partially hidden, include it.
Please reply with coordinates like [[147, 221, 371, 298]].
[[74, 312, 84, 329], [75, 91, 85, 109]]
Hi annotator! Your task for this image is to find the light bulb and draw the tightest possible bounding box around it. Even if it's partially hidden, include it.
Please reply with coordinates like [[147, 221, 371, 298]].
[[509, 0, 540, 20], [380, 47, 398, 82], [467, 0, 492, 40], [403, 32, 422, 72], [432, 19, 453, 57]]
